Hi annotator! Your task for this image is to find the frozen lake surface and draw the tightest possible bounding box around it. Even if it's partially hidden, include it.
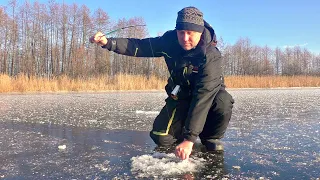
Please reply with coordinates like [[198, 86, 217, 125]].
[[0, 89, 319, 179]]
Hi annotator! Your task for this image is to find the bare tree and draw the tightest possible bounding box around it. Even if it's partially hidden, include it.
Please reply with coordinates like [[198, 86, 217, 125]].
[[274, 47, 282, 75], [92, 8, 110, 76], [0, 6, 9, 74], [260, 46, 274, 75], [301, 48, 312, 75], [1, 1, 319, 80], [8, 0, 18, 76]]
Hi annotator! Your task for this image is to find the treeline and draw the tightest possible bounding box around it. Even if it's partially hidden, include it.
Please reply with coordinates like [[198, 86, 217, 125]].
[[0, 0, 319, 81], [0, 0, 166, 79], [219, 38, 320, 76]]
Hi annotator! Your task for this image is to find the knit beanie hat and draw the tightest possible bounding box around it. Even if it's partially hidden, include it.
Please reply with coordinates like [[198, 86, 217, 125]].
[[176, 7, 205, 33]]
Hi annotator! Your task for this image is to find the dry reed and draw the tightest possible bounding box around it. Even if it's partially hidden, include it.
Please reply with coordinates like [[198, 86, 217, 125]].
[[224, 75, 320, 88], [0, 74, 319, 93], [0, 74, 166, 93]]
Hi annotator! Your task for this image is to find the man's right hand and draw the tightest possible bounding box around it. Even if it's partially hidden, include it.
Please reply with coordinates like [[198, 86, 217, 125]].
[[90, 32, 108, 46]]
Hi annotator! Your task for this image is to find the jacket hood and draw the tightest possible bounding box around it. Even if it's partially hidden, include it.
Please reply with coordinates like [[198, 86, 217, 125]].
[[204, 20, 217, 44]]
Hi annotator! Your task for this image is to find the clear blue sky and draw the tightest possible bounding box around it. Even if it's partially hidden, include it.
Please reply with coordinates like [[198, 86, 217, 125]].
[[6, 0, 320, 53]]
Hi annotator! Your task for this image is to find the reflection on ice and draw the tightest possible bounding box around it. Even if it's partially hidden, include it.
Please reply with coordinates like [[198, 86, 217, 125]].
[[135, 110, 159, 114], [131, 152, 205, 178]]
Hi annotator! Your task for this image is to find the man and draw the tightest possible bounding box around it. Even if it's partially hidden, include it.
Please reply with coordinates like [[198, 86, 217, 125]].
[[90, 6, 234, 160]]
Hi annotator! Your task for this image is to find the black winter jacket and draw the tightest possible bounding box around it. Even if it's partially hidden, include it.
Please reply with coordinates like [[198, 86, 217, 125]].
[[102, 21, 224, 142]]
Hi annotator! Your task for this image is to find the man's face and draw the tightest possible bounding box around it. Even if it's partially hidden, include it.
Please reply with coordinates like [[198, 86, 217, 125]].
[[177, 30, 202, 51]]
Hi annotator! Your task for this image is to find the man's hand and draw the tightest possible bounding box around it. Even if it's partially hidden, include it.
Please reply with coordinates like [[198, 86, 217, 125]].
[[89, 32, 108, 46], [175, 140, 194, 160]]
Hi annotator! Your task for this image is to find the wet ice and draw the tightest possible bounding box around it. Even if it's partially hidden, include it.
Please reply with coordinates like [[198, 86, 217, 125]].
[[0, 89, 320, 179]]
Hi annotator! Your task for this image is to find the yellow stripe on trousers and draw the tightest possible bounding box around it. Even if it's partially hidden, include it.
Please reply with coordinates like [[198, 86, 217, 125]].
[[152, 108, 176, 136], [134, 48, 138, 57]]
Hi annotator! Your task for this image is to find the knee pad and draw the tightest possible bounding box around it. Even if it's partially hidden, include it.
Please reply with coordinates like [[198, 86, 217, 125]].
[[214, 91, 234, 114], [149, 132, 175, 146]]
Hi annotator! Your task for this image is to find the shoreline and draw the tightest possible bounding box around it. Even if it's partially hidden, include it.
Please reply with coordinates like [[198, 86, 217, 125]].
[[1, 87, 319, 95]]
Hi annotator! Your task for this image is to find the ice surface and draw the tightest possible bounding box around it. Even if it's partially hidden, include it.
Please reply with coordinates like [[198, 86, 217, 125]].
[[0, 89, 319, 179]]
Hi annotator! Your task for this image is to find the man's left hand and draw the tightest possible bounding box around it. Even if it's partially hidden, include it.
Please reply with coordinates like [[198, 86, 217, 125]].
[[175, 140, 194, 160]]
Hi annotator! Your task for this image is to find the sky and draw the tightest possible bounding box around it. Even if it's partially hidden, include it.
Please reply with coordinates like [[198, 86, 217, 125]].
[[3, 0, 320, 53]]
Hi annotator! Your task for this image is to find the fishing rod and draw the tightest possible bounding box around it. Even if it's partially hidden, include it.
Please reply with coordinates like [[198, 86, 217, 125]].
[[90, 24, 146, 43]]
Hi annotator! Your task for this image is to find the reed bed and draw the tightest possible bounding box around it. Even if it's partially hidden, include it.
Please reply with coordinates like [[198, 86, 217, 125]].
[[0, 74, 319, 93], [224, 75, 320, 88]]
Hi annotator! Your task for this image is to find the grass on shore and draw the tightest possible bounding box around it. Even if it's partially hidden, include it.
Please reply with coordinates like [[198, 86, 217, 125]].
[[0, 74, 166, 93], [224, 75, 320, 88], [0, 74, 319, 93]]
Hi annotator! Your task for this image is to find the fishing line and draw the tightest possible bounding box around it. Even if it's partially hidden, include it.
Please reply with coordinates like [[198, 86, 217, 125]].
[[90, 25, 146, 43], [91, 25, 174, 143], [147, 33, 175, 141]]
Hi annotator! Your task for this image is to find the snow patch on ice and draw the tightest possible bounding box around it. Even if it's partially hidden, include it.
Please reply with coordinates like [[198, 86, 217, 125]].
[[131, 152, 206, 178]]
